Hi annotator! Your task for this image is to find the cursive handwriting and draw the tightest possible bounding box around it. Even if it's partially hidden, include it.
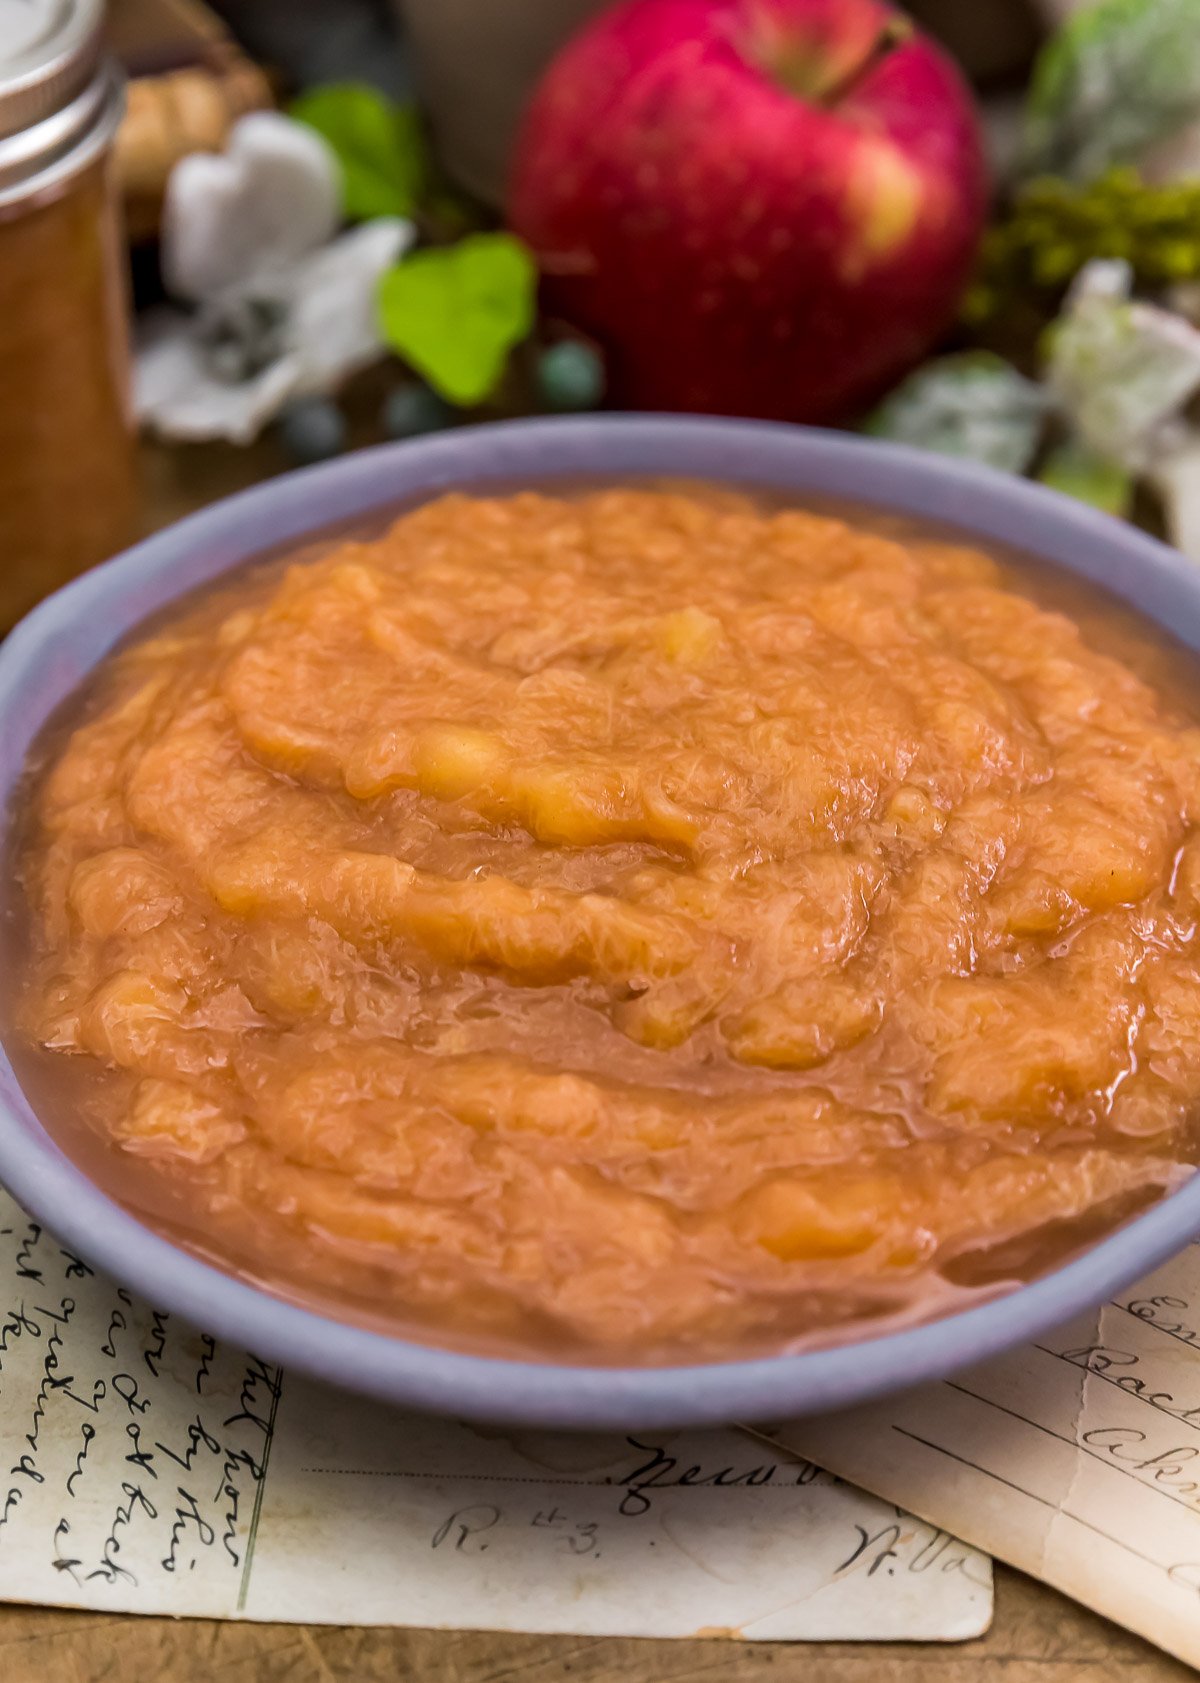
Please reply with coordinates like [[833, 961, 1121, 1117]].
[[1123, 1294, 1200, 1349], [67, 1422, 95, 1497], [155, 1415, 221, 1473], [431, 1504, 501, 1552], [14, 1227, 43, 1285], [87, 1481, 157, 1585], [614, 1435, 825, 1517], [837, 1517, 989, 1585], [195, 1334, 215, 1395], [142, 1313, 168, 1379], [1081, 1426, 1200, 1509], [100, 1310, 126, 1360], [0, 1189, 282, 1603], [224, 1357, 281, 1438], [1056, 1345, 1200, 1427], [51, 1517, 81, 1584], [161, 1487, 216, 1574]]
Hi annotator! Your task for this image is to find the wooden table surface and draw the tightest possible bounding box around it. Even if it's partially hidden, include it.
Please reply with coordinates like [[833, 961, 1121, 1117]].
[[3, 439, 1191, 1683]]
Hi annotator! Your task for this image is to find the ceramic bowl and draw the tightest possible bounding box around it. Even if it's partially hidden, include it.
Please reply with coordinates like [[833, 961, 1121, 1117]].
[[3, 414, 1199, 1427]]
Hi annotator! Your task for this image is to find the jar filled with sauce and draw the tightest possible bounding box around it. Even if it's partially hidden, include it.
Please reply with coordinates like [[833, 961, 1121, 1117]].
[[0, 0, 136, 628]]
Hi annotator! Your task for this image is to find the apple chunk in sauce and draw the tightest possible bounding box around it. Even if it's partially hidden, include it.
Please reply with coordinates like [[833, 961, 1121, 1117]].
[[13, 488, 1200, 1361]]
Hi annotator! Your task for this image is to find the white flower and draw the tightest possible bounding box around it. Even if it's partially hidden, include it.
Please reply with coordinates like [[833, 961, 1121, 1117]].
[[1042, 260, 1200, 561], [162, 112, 341, 302], [135, 112, 413, 444], [1047, 259, 1200, 472]]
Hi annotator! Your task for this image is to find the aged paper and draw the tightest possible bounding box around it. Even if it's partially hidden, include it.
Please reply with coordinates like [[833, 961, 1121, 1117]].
[[771, 1244, 1200, 1670], [0, 1189, 990, 1639]]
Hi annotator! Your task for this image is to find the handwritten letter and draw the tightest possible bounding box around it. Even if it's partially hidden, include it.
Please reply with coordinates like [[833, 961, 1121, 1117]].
[[0, 1189, 990, 1638], [770, 1245, 1200, 1669], [0, 1197, 281, 1615], [244, 1377, 991, 1636]]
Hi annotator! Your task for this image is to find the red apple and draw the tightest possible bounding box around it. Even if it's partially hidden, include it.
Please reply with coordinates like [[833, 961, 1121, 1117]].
[[508, 0, 988, 422]]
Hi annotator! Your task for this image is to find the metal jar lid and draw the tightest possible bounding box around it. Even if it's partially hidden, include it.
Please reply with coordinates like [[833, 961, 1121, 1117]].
[[0, 0, 122, 210]]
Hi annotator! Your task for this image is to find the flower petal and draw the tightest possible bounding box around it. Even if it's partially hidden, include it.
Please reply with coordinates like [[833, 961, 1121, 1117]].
[[135, 309, 304, 444], [287, 218, 413, 393], [1047, 259, 1200, 471], [163, 112, 340, 303]]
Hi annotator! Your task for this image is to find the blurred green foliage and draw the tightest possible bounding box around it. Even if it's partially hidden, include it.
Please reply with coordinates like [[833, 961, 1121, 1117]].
[[966, 170, 1200, 334]]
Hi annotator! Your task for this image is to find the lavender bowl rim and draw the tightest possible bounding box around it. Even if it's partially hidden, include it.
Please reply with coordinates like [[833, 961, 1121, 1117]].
[[1, 412, 1198, 1429]]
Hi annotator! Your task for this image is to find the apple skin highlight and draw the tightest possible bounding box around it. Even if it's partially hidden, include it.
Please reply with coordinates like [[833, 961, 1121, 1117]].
[[508, 0, 989, 422]]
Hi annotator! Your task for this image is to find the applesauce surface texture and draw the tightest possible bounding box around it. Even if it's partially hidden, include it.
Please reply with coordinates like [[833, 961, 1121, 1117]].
[[15, 489, 1200, 1362]]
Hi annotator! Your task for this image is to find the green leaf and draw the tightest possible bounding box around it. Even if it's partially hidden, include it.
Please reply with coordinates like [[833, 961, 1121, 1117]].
[[376, 234, 537, 406], [1022, 0, 1200, 183], [1037, 437, 1132, 516], [865, 352, 1048, 475], [290, 83, 425, 221]]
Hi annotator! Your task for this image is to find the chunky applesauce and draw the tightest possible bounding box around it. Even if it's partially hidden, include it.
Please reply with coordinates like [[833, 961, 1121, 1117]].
[[13, 488, 1200, 1361]]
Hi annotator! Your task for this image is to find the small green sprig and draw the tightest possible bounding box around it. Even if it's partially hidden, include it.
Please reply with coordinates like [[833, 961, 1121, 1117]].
[[965, 169, 1200, 330]]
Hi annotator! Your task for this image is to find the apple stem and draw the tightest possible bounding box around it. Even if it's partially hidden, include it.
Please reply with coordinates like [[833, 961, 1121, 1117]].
[[819, 17, 913, 107]]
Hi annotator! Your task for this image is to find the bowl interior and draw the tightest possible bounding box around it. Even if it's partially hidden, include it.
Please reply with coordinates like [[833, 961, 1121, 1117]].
[[2, 414, 1200, 1429]]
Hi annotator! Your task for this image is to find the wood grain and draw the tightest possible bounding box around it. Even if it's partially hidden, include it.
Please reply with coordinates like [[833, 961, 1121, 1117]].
[[0, 1566, 1192, 1683]]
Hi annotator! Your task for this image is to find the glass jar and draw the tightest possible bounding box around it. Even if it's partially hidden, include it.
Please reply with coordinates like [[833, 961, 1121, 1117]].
[[0, 0, 136, 629]]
